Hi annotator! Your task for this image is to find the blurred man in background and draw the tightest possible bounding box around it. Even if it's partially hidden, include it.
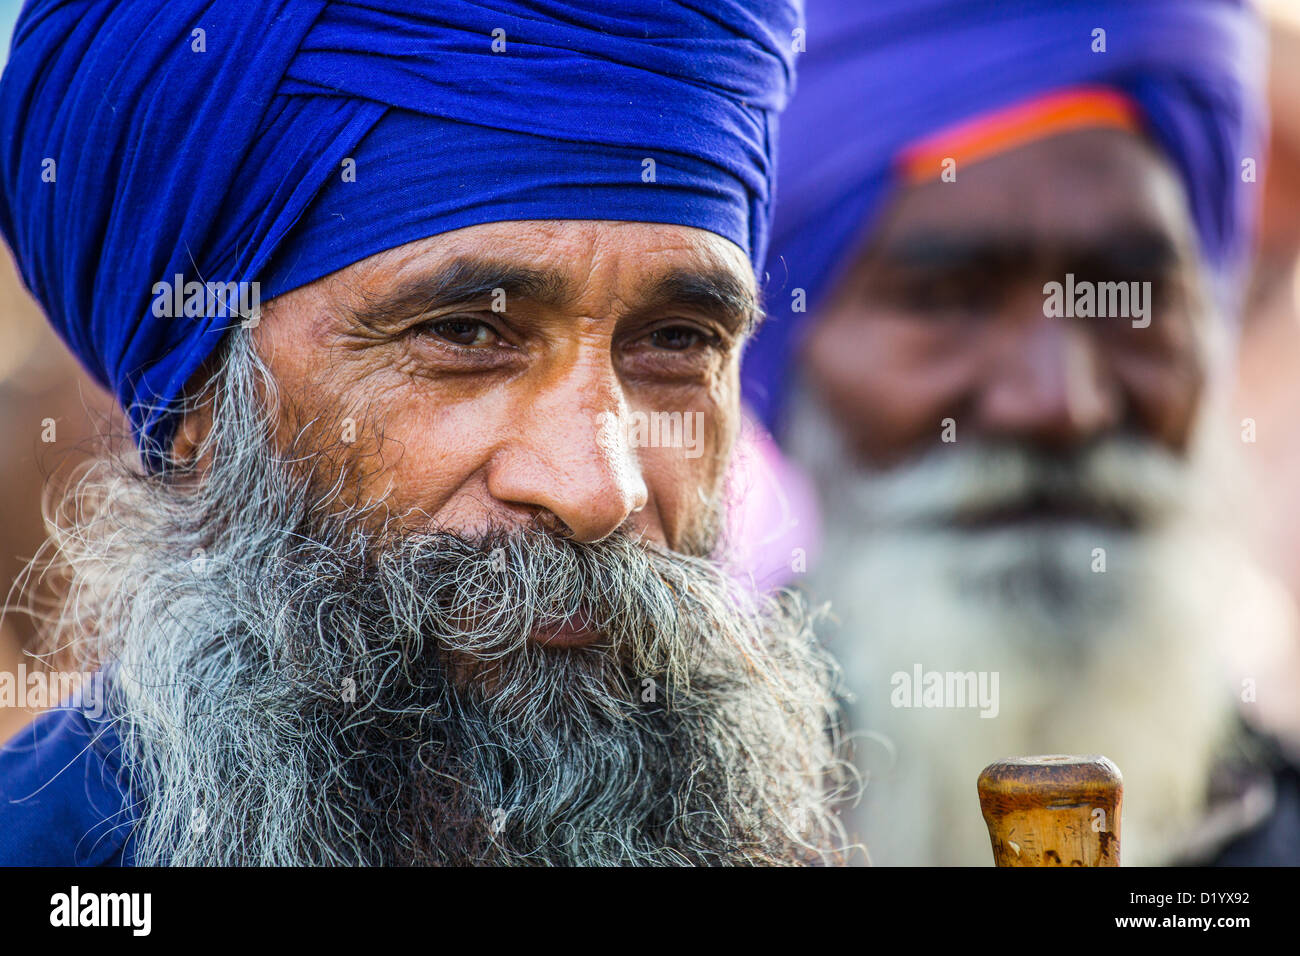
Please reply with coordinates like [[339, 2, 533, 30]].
[[743, 0, 1300, 864]]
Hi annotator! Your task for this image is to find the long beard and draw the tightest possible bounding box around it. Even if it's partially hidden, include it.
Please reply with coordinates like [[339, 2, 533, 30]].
[[35, 335, 852, 866], [785, 384, 1269, 866]]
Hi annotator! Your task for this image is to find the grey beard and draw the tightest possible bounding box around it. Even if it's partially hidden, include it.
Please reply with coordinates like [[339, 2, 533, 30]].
[[37, 332, 853, 866], [784, 382, 1254, 866]]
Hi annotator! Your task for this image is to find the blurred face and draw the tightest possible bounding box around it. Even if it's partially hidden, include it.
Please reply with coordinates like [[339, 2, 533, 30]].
[[802, 128, 1210, 475], [788, 129, 1243, 866], [244, 219, 754, 555]]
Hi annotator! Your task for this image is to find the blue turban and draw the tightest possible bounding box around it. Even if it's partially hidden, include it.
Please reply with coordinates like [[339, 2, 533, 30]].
[[742, 0, 1266, 433], [0, 0, 801, 469]]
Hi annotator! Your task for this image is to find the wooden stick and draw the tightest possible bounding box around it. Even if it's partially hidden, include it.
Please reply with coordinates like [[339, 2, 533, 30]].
[[978, 755, 1123, 866]]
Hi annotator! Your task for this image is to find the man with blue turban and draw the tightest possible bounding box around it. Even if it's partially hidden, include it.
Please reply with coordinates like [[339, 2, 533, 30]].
[[0, 0, 854, 866], [743, 0, 1300, 865]]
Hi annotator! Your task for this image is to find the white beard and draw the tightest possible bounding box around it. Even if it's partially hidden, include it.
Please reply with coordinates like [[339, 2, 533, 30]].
[[785, 384, 1281, 866]]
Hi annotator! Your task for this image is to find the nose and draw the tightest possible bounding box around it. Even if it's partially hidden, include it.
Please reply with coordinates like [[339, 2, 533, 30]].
[[974, 313, 1121, 451], [485, 359, 649, 543]]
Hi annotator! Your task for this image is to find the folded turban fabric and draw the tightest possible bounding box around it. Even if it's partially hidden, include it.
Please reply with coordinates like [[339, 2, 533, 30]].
[[741, 0, 1267, 434], [0, 0, 801, 469]]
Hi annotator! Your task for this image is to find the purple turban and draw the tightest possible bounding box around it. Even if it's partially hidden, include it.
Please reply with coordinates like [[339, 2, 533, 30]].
[[742, 0, 1267, 433]]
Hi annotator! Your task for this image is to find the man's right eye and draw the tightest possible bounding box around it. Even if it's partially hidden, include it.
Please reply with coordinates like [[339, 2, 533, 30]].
[[416, 317, 498, 347]]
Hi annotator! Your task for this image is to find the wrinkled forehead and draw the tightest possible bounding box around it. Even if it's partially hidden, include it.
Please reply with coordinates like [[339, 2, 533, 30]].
[[871, 128, 1200, 268]]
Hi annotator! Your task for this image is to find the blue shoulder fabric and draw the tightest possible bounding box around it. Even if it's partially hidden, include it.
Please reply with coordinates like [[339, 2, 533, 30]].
[[0, 707, 137, 866]]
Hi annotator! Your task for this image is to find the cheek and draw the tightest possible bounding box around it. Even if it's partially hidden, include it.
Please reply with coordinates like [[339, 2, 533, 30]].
[[633, 369, 737, 547], [254, 301, 504, 528], [286, 366, 501, 528], [377, 387, 522, 527], [802, 310, 976, 462], [1111, 347, 1206, 451]]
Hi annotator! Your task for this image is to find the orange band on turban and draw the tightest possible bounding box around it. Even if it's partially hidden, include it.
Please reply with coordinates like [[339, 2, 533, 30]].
[[897, 86, 1142, 184]]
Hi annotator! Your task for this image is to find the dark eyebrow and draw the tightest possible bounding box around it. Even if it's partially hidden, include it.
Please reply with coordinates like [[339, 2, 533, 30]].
[[346, 257, 574, 333], [1073, 231, 1182, 275], [873, 228, 1183, 276], [632, 268, 762, 335]]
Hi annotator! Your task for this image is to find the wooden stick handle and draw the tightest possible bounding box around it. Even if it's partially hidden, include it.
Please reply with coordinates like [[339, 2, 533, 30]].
[[978, 755, 1123, 866]]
